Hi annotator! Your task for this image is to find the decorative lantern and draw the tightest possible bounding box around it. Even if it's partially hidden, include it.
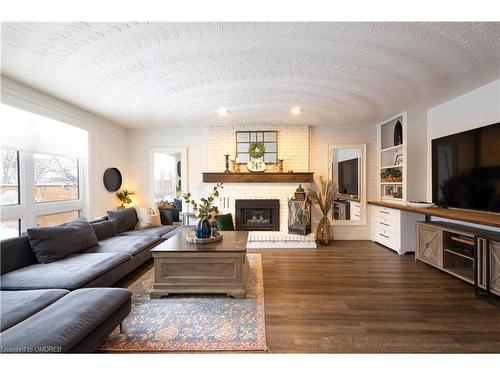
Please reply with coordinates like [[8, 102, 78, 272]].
[[288, 184, 311, 236]]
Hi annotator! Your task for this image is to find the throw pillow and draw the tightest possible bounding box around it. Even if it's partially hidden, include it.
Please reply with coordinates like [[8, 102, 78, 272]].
[[90, 220, 116, 241], [172, 198, 182, 211], [157, 200, 172, 209], [136, 207, 162, 229], [27, 217, 98, 264], [216, 213, 235, 231], [107, 207, 138, 233]]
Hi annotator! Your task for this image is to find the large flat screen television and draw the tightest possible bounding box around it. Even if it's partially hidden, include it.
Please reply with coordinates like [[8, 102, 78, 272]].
[[338, 158, 359, 196], [432, 122, 500, 213]]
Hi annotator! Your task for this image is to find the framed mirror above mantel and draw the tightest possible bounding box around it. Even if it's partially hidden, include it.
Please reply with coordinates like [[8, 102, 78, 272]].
[[328, 143, 367, 226]]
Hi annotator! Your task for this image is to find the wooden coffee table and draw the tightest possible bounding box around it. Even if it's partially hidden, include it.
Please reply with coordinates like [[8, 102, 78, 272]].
[[150, 230, 249, 299]]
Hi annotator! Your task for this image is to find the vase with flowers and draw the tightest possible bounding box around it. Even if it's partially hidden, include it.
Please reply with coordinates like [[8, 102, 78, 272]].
[[308, 177, 337, 245], [182, 183, 223, 238]]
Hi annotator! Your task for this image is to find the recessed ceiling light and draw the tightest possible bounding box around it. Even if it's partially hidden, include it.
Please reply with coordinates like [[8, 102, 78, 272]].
[[218, 107, 229, 116], [291, 107, 303, 115]]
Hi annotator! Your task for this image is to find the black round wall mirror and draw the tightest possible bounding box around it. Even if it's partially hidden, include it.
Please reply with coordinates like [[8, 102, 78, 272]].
[[177, 161, 181, 178], [103, 168, 122, 192]]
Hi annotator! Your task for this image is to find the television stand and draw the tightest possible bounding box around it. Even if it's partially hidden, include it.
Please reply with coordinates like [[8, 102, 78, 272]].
[[415, 221, 500, 297]]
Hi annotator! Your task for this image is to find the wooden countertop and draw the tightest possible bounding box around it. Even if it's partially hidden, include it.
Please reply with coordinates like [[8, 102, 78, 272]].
[[368, 200, 500, 228]]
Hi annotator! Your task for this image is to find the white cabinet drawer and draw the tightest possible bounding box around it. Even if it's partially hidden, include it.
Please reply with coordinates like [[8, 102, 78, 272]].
[[375, 208, 400, 224], [375, 221, 398, 235], [375, 232, 400, 250]]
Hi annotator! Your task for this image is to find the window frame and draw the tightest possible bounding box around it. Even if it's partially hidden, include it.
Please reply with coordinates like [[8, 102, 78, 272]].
[[0, 150, 87, 236], [0, 149, 21, 207], [235, 130, 278, 164]]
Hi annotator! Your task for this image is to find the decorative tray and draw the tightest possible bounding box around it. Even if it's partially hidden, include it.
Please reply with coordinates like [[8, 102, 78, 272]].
[[185, 232, 223, 244]]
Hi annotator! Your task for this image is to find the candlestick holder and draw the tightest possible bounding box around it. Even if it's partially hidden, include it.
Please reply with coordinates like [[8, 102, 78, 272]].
[[224, 154, 231, 173]]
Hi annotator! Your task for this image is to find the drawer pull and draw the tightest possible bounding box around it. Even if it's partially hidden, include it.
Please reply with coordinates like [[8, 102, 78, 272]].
[[379, 210, 389, 214], [379, 233, 389, 238], [379, 222, 390, 226]]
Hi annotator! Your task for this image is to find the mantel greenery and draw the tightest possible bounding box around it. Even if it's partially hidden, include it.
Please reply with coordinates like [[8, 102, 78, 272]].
[[248, 142, 265, 159]]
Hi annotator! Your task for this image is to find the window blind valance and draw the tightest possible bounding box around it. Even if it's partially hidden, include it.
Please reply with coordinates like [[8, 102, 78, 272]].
[[0, 103, 88, 158]]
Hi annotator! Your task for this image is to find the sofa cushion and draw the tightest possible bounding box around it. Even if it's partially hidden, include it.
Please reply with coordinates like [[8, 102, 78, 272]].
[[216, 213, 235, 231], [135, 207, 161, 229], [85, 235, 161, 256], [0, 289, 69, 332], [90, 220, 116, 241], [119, 224, 179, 238], [0, 288, 132, 353], [0, 236, 37, 275], [107, 208, 138, 234], [0, 252, 131, 291], [172, 198, 182, 211], [27, 217, 98, 263]]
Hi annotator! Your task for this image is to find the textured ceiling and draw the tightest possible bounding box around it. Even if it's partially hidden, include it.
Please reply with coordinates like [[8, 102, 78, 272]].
[[1, 22, 499, 128]]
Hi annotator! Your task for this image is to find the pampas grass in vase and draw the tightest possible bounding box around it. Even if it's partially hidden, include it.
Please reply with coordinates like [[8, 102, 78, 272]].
[[308, 176, 337, 245]]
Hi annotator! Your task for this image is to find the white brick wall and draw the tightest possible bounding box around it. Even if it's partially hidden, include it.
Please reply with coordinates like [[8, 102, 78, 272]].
[[207, 124, 310, 172], [124, 123, 376, 240], [207, 124, 310, 231], [125, 127, 209, 205]]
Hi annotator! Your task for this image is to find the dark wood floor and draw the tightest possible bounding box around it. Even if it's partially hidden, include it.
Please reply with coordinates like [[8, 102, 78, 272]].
[[249, 241, 500, 353]]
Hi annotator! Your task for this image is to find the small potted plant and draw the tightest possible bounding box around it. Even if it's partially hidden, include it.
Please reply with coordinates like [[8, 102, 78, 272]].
[[183, 183, 223, 238], [116, 189, 134, 208], [381, 168, 402, 182]]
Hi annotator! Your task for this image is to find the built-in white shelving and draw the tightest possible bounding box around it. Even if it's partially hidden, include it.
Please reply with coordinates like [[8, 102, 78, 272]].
[[380, 144, 403, 153], [378, 113, 406, 202]]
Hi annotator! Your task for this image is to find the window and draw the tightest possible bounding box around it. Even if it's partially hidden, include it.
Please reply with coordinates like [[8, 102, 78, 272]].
[[0, 149, 20, 206], [1, 104, 88, 240], [235, 131, 277, 163], [0, 219, 20, 240], [0, 149, 86, 239], [34, 153, 79, 202], [36, 210, 80, 228]]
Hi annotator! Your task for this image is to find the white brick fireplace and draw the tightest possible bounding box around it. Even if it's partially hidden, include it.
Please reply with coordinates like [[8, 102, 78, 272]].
[[215, 183, 306, 232], [206, 124, 311, 234]]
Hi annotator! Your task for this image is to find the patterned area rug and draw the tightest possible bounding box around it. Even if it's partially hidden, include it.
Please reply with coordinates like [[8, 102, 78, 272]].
[[100, 254, 267, 351]]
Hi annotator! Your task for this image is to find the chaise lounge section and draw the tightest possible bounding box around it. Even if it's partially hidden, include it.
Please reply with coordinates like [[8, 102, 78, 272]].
[[1, 288, 131, 353], [0, 207, 190, 353]]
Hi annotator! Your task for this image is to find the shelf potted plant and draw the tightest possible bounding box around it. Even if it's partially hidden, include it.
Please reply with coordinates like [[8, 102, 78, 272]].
[[381, 168, 402, 183], [182, 183, 223, 238], [116, 189, 134, 209]]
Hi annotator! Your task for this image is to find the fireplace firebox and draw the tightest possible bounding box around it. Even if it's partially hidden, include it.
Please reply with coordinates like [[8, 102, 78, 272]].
[[235, 199, 280, 231]]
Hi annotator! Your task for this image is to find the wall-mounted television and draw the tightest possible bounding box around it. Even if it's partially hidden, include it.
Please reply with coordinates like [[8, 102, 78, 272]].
[[432, 122, 500, 213], [338, 158, 359, 196]]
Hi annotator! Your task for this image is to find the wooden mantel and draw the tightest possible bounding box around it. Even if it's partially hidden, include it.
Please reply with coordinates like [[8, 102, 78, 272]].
[[202, 172, 314, 183], [368, 200, 500, 228]]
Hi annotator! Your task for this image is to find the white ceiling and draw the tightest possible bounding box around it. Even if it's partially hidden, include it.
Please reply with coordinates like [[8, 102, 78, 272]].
[[2, 22, 499, 128]]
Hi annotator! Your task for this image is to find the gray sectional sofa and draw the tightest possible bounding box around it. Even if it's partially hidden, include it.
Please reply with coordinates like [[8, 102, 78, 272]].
[[0, 207, 188, 353]]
